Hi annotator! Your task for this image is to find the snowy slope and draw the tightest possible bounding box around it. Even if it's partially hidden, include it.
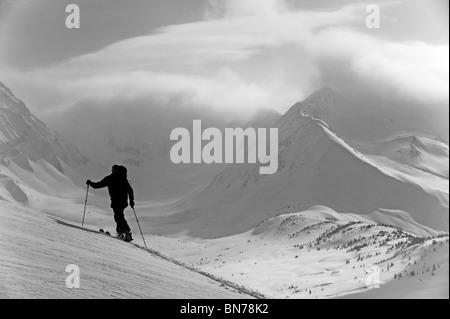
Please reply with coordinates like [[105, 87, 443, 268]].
[[160, 89, 448, 238], [291, 87, 448, 143], [0, 200, 257, 299], [0, 81, 107, 227], [154, 206, 448, 299], [0, 81, 90, 176], [356, 135, 449, 179]]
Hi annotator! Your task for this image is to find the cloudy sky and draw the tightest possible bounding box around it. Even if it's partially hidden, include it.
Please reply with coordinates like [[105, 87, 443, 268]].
[[0, 0, 448, 123]]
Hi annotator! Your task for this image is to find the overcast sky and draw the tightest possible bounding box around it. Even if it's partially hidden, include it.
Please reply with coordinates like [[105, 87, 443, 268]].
[[0, 0, 448, 119]]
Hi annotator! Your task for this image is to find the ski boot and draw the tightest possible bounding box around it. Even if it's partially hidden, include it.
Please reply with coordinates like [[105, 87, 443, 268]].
[[124, 231, 134, 242]]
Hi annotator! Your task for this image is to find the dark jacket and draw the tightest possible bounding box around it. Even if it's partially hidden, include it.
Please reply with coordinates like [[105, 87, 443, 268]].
[[90, 172, 134, 209]]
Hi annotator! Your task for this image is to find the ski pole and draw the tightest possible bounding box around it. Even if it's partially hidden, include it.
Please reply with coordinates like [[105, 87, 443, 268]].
[[132, 208, 148, 250], [82, 185, 89, 226]]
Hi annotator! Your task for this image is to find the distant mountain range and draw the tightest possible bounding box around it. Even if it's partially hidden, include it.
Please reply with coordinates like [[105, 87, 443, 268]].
[[158, 88, 449, 238], [1, 81, 448, 240]]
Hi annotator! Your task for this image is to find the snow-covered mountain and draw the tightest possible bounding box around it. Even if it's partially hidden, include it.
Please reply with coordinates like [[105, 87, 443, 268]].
[[0, 81, 90, 174], [159, 88, 448, 238], [282, 87, 448, 143], [0, 81, 98, 211], [160, 206, 449, 299], [357, 135, 449, 180]]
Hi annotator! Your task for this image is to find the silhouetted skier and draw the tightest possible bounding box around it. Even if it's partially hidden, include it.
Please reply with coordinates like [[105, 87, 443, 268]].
[[87, 165, 135, 242]]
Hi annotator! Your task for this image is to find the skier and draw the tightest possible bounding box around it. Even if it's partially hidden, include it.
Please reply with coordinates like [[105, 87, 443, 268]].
[[86, 165, 135, 242]]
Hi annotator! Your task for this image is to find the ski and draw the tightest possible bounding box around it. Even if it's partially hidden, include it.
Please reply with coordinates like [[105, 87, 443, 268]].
[[99, 229, 133, 242], [99, 229, 111, 236]]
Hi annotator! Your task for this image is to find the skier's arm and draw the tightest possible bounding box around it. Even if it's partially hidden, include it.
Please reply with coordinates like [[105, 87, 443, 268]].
[[88, 176, 109, 189], [126, 180, 135, 208]]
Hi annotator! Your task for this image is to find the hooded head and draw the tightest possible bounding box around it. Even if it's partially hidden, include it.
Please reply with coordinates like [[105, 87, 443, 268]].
[[112, 165, 128, 178]]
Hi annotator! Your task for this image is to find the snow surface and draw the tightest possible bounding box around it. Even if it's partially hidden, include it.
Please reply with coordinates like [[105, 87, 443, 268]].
[[356, 135, 449, 180], [152, 206, 449, 299], [0, 200, 257, 299]]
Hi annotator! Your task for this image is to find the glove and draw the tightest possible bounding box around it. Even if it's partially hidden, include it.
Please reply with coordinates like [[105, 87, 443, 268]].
[[86, 180, 92, 186], [130, 201, 135, 209]]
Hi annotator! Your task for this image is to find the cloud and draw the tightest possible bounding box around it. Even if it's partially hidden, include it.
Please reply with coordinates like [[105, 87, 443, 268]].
[[0, 3, 361, 110], [0, 0, 213, 70], [57, 2, 361, 72], [0, 0, 447, 129], [306, 27, 449, 105], [1, 65, 291, 119], [69, 69, 279, 117], [205, 0, 289, 19], [202, 0, 449, 105]]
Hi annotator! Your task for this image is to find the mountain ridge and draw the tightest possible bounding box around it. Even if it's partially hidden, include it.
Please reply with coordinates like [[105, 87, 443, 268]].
[[161, 88, 448, 238], [0, 81, 90, 174]]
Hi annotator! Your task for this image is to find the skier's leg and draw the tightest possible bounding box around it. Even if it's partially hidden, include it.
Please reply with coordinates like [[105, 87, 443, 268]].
[[113, 208, 131, 234], [123, 218, 131, 234], [113, 208, 125, 234]]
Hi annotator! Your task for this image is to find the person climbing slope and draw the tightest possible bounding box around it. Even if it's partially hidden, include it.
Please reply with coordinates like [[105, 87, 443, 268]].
[[87, 165, 135, 242]]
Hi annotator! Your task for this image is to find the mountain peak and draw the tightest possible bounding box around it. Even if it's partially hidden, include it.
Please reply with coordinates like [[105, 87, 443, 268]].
[[1, 80, 89, 174], [305, 87, 343, 103], [0, 81, 29, 115], [0, 81, 17, 101], [300, 87, 347, 114], [276, 87, 337, 130], [0, 81, 13, 94], [277, 87, 350, 134]]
